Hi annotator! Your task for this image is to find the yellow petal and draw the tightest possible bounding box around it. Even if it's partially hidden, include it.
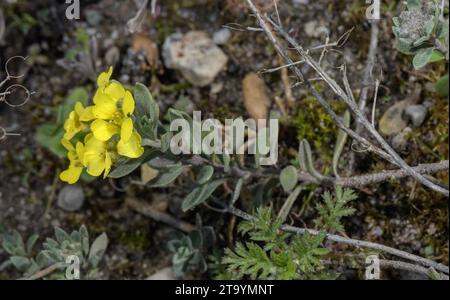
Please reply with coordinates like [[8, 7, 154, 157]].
[[83, 136, 106, 165], [76, 142, 85, 164], [68, 151, 77, 162], [61, 139, 75, 152], [74, 102, 84, 116], [104, 81, 125, 101], [79, 106, 95, 122], [86, 157, 105, 177], [120, 117, 133, 143], [91, 119, 119, 141], [63, 111, 77, 139], [103, 151, 112, 179], [60, 166, 83, 184], [122, 91, 135, 116], [97, 66, 113, 88], [84, 138, 105, 155], [93, 88, 102, 105], [93, 93, 117, 120], [117, 132, 144, 158]]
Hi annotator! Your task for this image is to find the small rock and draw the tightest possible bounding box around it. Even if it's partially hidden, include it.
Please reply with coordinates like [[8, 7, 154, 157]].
[[243, 73, 271, 120], [162, 31, 228, 87], [304, 20, 329, 38], [213, 28, 231, 45], [147, 267, 175, 280], [404, 104, 428, 127], [57, 185, 85, 212], [379, 100, 411, 136], [132, 33, 160, 70]]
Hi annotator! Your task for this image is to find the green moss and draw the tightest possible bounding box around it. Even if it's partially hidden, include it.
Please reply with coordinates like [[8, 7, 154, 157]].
[[292, 84, 346, 161], [117, 229, 148, 251]]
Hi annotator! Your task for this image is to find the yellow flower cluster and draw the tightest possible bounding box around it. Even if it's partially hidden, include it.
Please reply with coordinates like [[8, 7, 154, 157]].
[[60, 67, 144, 184]]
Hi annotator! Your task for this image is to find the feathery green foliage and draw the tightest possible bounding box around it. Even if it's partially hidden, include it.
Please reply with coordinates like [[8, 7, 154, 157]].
[[314, 186, 357, 233], [223, 207, 330, 280]]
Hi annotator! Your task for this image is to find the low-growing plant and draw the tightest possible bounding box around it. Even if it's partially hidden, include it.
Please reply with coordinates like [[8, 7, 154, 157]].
[[167, 227, 216, 277], [220, 189, 357, 280], [0, 225, 108, 279], [392, 0, 449, 95]]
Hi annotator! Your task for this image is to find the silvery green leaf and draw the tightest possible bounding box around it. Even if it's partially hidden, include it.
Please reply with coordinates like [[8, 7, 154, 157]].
[[134, 83, 159, 121], [406, 0, 421, 9], [70, 231, 81, 244], [0, 260, 12, 272], [1, 241, 15, 256], [160, 132, 173, 152], [44, 238, 59, 249], [424, 20, 435, 37], [148, 157, 180, 169], [54, 227, 70, 244], [13, 230, 26, 256], [150, 165, 185, 187], [333, 110, 351, 178], [392, 17, 400, 27], [36, 251, 52, 268], [10, 256, 31, 272], [166, 108, 192, 123], [26, 234, 39, 255], [25, 261, 40, 277], [413, 36, 429, 47], [223, 153, 231, 173], [231, 178, 244, 205], [435, 74, 449, 97], [88, 233, 108, 268], [79, 225, 90, 257], [280, 166, 298, 193], [135, 115, 157, 140], [413, 47, 434, 69], [41, 249, 60, 262], [298, 140, 308, 172], [277, 185, 303, 223], [196, 165, 214, 184], [109, 149, 160, 178], [429, 50, 445, 63], [437, 20, 448, 39], [394, 41, 414, 55], [182, 179, 225, 212], [302, 140, 324, 180]]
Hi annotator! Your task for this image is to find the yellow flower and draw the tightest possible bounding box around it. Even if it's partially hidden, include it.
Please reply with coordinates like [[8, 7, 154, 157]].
[[63, 102, 95, 140], [82, 134, 115, 179], [91, 68, 137, 145], [117, 132, 144, 158], [59, 139, 85, 184], [59, 66, 145, 184]]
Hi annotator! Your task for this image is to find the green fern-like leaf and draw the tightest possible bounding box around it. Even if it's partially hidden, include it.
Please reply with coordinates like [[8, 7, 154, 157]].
[[292, 232, 329, 274], [314, 186, 357, 233], [238, 207, 290, 251], [223, 242, 276, 279]]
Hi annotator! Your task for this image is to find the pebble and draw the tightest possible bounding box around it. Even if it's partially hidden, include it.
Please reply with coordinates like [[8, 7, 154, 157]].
[[147, 267, 176, 280], [213, 28, 231, 45], [304, 20, 329, 38], [404, 104, 428, 127], [57, 185, 85, 212], [379, 100, 410, 136], [162, 31, 228, 87]]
